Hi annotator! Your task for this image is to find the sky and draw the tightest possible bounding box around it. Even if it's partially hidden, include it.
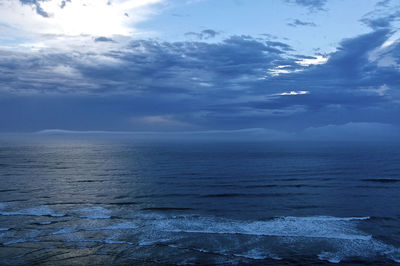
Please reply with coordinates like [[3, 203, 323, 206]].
[[0, 0, 400, 140]]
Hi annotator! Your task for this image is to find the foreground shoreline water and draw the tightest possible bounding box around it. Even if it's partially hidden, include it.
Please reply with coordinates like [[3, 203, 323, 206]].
[[0, 139, 399, 264]]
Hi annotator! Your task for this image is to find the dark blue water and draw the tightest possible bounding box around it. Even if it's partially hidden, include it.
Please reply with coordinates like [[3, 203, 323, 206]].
[[0, 139, 399, 265]]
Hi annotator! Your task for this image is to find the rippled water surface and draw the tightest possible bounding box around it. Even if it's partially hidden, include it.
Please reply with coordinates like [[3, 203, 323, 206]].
[[0, 139, 399, 265]]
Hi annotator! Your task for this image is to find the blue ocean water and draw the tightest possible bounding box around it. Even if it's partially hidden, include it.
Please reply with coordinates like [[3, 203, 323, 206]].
[[0, 139, 399, 264]]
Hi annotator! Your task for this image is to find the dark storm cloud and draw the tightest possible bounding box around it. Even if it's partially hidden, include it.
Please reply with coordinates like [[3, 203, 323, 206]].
[[265, 29, 393, 91], [65, 35, 285, 95], [258, 29, 400, 129], [194, 29, 400, 131], [0, 28, 399, 134], [0, 35, 295, 131]]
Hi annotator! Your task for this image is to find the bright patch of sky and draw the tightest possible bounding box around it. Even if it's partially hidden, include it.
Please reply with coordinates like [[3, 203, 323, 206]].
[[0, 0, 164, 50]]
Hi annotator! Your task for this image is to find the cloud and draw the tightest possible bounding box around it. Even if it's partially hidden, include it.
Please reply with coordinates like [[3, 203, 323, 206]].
[[33, 127, 295, 141], [279, 91, 310, 96], [360, 1, 400, 30], [360, 12, 400, 29], [296, 55, 328, 66], [287, 19, 317, 27], [60, 0, 71, 9], [285, 0, 327, 11], [265, 41, 294, 52], [134, 115, 196, 130], [301, 122, 400, 141], [94, 37, 116, 43], [184, 29, 220, 40], [376, 0, 391, 7], [267, 55, 328, 76], [19, 0, 50, 18], [30, 123, 399, 142], [0, 28, 400, 135], [0, 35, 290, 96]]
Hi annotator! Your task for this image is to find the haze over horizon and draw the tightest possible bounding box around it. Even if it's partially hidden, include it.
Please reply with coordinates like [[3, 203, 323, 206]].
[[1, 0, 400, 140]]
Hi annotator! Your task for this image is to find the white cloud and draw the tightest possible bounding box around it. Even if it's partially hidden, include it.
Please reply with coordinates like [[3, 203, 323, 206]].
[[268, 65, 302, 76], [268, 55, 328, 76], [296, 55, 329, 66], [279, 90, 309, 96]]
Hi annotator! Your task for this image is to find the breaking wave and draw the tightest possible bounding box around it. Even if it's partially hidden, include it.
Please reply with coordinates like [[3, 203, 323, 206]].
[[1, 207, 399, 263]]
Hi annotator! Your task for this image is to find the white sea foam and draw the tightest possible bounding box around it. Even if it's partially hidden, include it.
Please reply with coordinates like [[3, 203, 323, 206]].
[[1, 212, 398, 263], [104, 239, 132, 244], [0, 205, 65, 217], [152, 215, 371, 240], [318, 240, 400, 264], [318, 252, 342, 263], [146, 214, 400, 263], [385, 248, 400, 263], [78, 206, 111, 219]]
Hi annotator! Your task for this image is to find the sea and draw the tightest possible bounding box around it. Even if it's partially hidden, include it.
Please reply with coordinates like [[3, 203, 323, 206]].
[[0, 137, 399, 265]]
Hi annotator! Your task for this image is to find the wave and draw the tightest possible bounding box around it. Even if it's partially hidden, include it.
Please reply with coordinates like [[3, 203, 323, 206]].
[[51, 227, 78, 235], [361, 178, 400, 183], [233, 249, 282, 261], [2, 230, 42, 246], [0, 205, 65, 217], [141, 207, 195, 211], [38, 221, 53, 225], [318, 252, 343, 263], [90, 222, 139, 231], [1, 207, 399, 264], [49, 222, 139, 237], [150, 215, 371, 240], [199, 192, 306, 198], [77, 206, 111, 219], [148, 215, 400, 263]]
